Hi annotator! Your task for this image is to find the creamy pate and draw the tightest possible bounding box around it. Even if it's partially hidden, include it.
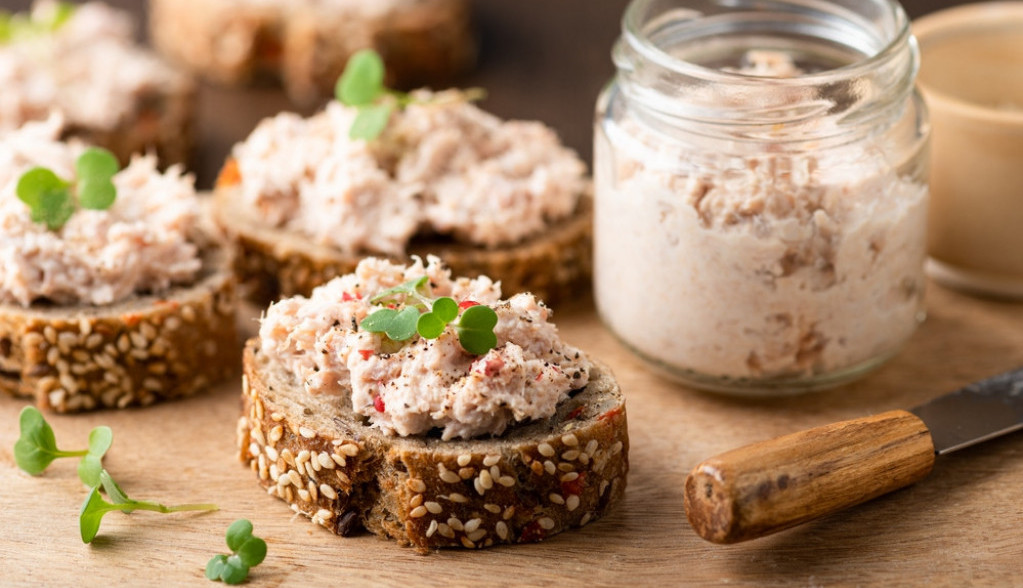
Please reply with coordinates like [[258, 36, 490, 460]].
[[232, 91, 586, 255], [259, 256, 591, 439], [0, 116, 202, 306], [0, 1, 187, 132]]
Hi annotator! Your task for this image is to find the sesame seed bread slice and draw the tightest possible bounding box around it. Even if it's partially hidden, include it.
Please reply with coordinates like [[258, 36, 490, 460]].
[[149, 0, 474, 105], [0, 249, 238, 413], [238, 340, 629, 552], [212, 182, 593, 307]]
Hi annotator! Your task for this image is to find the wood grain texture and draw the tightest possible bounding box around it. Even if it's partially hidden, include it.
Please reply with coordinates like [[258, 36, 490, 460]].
[[1, 283, 1022, 587], [684, 410, 936, 544]]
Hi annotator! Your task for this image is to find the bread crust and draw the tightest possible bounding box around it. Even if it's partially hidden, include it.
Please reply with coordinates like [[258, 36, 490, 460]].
[[238, 340, 629, 552], [149, 0, 475, 104], [0, 249, 238, 413], [212, 183, 593, 306]]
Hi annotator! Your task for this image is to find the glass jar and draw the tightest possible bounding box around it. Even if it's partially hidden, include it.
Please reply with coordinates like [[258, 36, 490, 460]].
[[593, 0, 930, 394]]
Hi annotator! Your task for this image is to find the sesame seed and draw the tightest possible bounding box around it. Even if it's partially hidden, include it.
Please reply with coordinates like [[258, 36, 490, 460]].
[[539, 517, 556, 530], [408, 478, 426, 493], [339, 443, 359, 457], [165, 316, 181, 331], [57, 332, 76, 353], [410, 493, 423, 508], [267, 425, 283, 443], [611, 441, 623, 455], [467, 529, 487, 543], [258, 455, 268, 481], [78, 318, 91, 336], [251, 427, 266, 446], [336, 471, 351, 485], [447, 517, 464, 532], [409, 506, 428, 518], [296, 450, 311, 465], [437, 524, 455, 539], [562, 450, 581, 461], [439, 468, 460, 485], [484, 503, 501, 514], [561, 472, 579, 482], [457, 454, 472, 467], [460, 537, 476, 549], [538, 443, 555, 457], [95, 353, 114, 369], [140, 322, 156, 341], [549, 493, 566, 505], [281, 448, 295, 466], [298, 489, 311, 502], [288, 470, 303, 487], [580, 512, 592, 526], [331, 453, 347, 468], [503, 506, 515, 520], [272, 466, 285, 484], [483, 455, 501, 467], [426, 520, 439, 538], [44, 326, 56, 344], [458, 467, 475, 480], [265, 446, 279, 461], [448, 493, 468, 504], [585, 440, 599, 456], [308, 481, 319, 501], [478, 469, 494, 489], [496, 521, 509, 540], [130, 332, 147, 349], [319, 483, 337, 500], [182, 306, 196, 322], [425, 501, 443, 514], [566, 495, 580, 512], [314, 509, 333, 523], [464, 518, 482, 533], [270, 412, 285, 422], [498, 475, 516, 487], [561, 433, 579, 447], [544, 460, 556, 475], [578, 452, 591, 465], [299, 427, 316, 439], [558, 462, 575, 472], [86, 333, 103, 349]]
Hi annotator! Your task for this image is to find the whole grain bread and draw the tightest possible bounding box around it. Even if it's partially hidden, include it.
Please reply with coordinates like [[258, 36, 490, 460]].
[[0, 249, 238, 413], [238, 340, 629, 552], [149, 0, 475, 105], [212, 181, 593, 307]]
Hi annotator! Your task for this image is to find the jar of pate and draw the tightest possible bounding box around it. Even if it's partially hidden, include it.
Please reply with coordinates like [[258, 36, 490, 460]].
[[593, 0, 930, 394]]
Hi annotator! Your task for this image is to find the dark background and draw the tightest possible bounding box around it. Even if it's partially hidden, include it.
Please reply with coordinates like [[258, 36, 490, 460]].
[[2, 0, 979, 187]]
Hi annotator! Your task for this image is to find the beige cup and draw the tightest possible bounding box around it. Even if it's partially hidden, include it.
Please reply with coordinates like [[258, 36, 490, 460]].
[[914, 3, 1023, 299]]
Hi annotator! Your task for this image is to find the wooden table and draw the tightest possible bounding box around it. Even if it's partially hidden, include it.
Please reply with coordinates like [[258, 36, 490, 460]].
[[4, 0, 1021, 586]]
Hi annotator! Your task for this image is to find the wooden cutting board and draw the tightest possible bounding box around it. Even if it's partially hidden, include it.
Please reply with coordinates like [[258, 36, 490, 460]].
[[2, 282, 1022, 587]]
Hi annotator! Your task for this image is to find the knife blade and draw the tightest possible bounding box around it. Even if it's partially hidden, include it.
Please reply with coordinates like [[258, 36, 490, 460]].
[[683, 366, 1023, 544]]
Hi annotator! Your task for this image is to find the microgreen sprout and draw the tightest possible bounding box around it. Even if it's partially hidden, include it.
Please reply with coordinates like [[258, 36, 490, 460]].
[[80, 469, 218, 543], [335, 49, 485, 141], [16, 146, 120, 230], [14, 406, 107, 476], [0, 2, 75, 43], [206, 519, 267, 585], [359, 276, 499, 355]]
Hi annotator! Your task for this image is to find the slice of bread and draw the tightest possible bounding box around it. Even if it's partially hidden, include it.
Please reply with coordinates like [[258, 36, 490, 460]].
[[212, 181, 593, 306], [238, 340, 629, 552], [149, 0, 475, 104], [0, 249, 238, 413]]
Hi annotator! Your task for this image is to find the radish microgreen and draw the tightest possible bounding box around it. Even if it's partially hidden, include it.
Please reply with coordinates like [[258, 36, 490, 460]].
[[0, 2, 75, 43], [359, 276, 499, 355], [16, 146, 120, 230], [206, 519, 267, 585], [14, 406, 100, 476], [335, 49, 485, 141]]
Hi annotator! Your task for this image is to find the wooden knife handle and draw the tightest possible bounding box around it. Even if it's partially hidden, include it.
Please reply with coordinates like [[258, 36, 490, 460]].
[[684, 410, 936, 544]]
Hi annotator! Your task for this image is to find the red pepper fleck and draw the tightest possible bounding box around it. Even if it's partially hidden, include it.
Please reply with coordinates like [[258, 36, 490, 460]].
[[534, 372, 543, 382], [386, 303, 397, 309], [458, 299, 480, 310], [373, 395, 385, 413], [598, 406, 624, 422], [561, 472, 587, 496], [358, 349, 373, 360], [122, 313, 142, 327], [566, 406, 584, 420], [519, 520, 546, 543], [342, 292, 355, 302], [483, 356, 504, 377]]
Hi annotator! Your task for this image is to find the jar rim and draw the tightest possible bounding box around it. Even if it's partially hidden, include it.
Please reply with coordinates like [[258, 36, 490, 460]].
[[620, 0, 914, 88]]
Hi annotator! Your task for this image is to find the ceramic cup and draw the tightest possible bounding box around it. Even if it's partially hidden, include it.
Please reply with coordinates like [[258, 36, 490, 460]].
[[913, 2, 1023, 299]]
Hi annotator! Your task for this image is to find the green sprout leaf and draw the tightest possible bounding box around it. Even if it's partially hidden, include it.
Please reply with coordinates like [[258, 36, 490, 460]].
[[77, 178, 116, 210], [370, 276, 429, 305], [13, 147, 119, 229], [361, 306, 420, 341], [76, 147, 119, 210], [77, 425, 113, 488], [336, 49, 385, 106], [349, 102, 395, 141], [80, 469, 217, 544], [417, 296, 458, 339], [48, 2, 76, 31], [208, 520, 266, 584], [14, 406, 87, 475], [455, 304, 499, 355]]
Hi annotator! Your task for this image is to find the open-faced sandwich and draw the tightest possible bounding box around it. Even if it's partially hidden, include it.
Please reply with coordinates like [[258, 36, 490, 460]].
[[0, 116, 237, 413], [214, 51, 592, 305], [0, 1, 195, 166], [237, 256, 627, 551], [149, 0, 475, 105]]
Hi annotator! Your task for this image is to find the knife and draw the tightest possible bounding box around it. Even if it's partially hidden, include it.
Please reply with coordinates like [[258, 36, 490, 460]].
[[683, 366, 1023, 544]]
